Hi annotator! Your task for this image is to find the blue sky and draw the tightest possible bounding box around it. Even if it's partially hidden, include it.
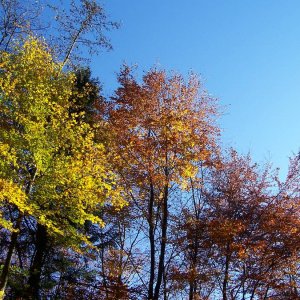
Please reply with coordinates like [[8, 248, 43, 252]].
[[91, 0, 300, 177]]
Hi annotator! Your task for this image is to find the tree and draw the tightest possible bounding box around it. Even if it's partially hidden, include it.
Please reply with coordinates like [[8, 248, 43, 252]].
[[0, 0, 46, 51], [0, 0, 119, 65], [0, 37, 125, 298], [52, 0, 119, 66], [104, 66, 219, 299], [20, 66, 104, 298], [170, 150, 300, 300]]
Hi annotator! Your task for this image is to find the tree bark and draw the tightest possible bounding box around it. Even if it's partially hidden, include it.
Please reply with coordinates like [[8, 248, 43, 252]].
[[26, 223, 48, 299], [153, 183, 169, 300], [148, 182, 155, 300], [0, 215, 22, 298], [222, 242, 231, 300]]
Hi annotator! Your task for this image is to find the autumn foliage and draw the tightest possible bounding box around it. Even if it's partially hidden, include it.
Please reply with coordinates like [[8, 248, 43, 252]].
[[0, 33, 300, 300], [103, 66, 218, 299]]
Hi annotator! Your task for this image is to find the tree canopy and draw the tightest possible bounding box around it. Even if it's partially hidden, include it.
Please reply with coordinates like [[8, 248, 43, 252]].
[[1, 2, 300, 300]]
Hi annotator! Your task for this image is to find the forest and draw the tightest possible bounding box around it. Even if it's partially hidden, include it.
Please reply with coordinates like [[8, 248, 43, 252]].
[[0, 1, 300, 299]]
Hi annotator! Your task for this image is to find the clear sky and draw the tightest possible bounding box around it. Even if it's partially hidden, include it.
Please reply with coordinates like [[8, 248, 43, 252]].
[[91, 0, 300, 177]]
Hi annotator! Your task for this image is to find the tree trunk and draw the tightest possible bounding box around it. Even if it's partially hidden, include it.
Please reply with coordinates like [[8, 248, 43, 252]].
[[222, 242, 231, 300], [26, 223, 48, 299], [188, 272, 197, 300], [153, 184, 169, 300], [189, 241, 199, 300], [148, 182, 155, 300], [0, 215, 22, 298]]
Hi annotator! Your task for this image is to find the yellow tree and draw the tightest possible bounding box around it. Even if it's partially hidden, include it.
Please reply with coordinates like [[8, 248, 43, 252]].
[[105, 66, 219, 300], [0, 37, 125, 298]]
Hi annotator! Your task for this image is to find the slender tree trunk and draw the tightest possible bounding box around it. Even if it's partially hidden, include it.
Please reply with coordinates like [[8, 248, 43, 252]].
[[61, 27, 83, 68], [154, 183, 169, 300], [189, 241, 199, 300], [242, 264, 246, 300], [250, 275, 265, 300], [189, 270, 197, 300], [189, 283, 193, 300], [189, 181, 200, 300], [148, 182, 155, 300], [163, 269, 167, 300], [0, 215, 22, 298], [100, 247, 110, 299], [222, 242, 231, 300], [188, 260, 194, 300], [0, 169, 37, 298], [26, 223, 48, 299], [263, 285, 270, 300]]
